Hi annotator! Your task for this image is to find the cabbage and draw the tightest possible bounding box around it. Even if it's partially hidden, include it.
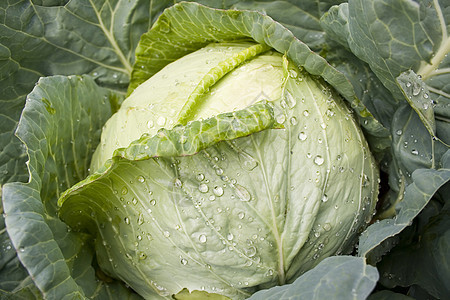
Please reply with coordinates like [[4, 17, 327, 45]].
[[58, 42, 378, 299]]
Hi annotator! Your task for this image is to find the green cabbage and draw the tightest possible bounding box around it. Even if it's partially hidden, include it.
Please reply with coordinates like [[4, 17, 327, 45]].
[[58, 42, 379, 299]]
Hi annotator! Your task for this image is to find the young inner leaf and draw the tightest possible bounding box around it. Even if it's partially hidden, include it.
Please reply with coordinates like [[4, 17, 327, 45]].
[[176, 43, 272, 125]]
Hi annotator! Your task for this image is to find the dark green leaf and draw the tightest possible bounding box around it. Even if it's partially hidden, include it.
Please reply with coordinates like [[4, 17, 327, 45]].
[[2, 75, 141, 298], [367, 290, 414, 300], [358, 149, 450, 259], [0, 0, 154, 185], [377, 208, 450, 299]]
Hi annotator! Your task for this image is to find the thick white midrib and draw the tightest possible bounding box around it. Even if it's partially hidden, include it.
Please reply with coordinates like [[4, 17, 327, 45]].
[[418, 0, 449, 80], [88, 0, 133, 74], [251, 136, 286, 284]]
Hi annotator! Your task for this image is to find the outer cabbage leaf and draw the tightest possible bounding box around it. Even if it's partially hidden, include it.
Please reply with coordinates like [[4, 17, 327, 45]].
[[248, 256, 378, 300], [342, 0, 446, 101], [377, 206, 450, 299], [358, 149, 450, 259], [0, 1, 161, 296], [2, 75, 142, 299], [0, 0, 155, 186]]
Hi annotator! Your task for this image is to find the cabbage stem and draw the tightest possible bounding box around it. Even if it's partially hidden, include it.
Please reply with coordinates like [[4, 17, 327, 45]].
[[176, 43, 272, 125]]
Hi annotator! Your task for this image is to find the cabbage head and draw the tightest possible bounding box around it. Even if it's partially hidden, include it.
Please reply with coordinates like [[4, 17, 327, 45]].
[[58, 42, 379, 299]]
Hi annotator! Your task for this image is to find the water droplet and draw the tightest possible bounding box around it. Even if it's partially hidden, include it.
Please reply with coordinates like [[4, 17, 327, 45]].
[[234, 184, 251, 202], [147, 120, 154, 129], [298, 132, 307, 141], [137, 214, 144, 225], [266, 269, 274, 276], [288, 70, 298, 78], [321, 194, 328, 202], [124, 217, 130, 225], [149, 199, 156, 206], [174, 178, 183, 188], [276, 114, 286, 124], [290, 117, 298, 125], [137, 175, 145, 183], [199, 234, 207, 243], [215, 168, 224, 176], [395, 129, 403, 136], [157, 116, 166, 126], [163, 231, 170, 238], [199, 183, 209, 193], [121, 187, 128, 195], [323, 223, 332, 231], [238, 212, 245, 219], [196, 173, 205, 181], [244, 246, 256, 257], [132, 198, 138, 205], [411, 149, 419, 155], [227, 233, 234, 240], [284, 91, 296, 108], [303, 110, 310, 116], [213, 186, 224, 196], [314, 155, 324, 166], [326, 109, 335, 117], [412, 82, 421, 96], [181, 258, 188, 265], [139, 252, 147, 260], [239, 152, 258, 171]]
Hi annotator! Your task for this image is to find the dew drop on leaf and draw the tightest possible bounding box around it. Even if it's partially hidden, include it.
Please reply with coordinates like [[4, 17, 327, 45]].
[[298, 132, 307, 141], [174, 178, 183, 188], [314, 155, 324, 166], [235, 184, 251, 202], [121, 187, 128, 195], [213, 186, 224, 196], [276, 114, 286, 124], [244, 246, 256, 257], [137, 214, 144, 225], [199, 183, 209, 193], [199, 234, 207, 243], [180, 258, 188, 265]]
